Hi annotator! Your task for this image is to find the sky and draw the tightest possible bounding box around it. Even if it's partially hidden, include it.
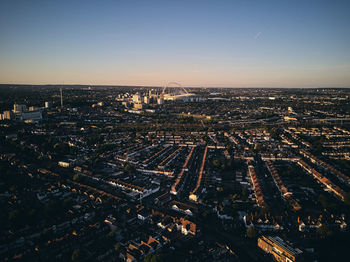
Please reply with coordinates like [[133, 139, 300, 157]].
[[1, 0, 350, 87]]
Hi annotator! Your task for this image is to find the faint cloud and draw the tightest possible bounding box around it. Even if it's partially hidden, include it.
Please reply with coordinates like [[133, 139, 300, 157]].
[[254, 31, 262, 40]]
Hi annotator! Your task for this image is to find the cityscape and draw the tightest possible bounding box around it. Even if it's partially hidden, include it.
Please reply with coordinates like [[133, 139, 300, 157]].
[[0, 85, 350, 261], [1, 0, 350, 261]]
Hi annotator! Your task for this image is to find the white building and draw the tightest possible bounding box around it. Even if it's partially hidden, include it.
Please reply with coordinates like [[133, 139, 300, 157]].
[[144, 96, 150, 104], [132, 93, 142, 104]]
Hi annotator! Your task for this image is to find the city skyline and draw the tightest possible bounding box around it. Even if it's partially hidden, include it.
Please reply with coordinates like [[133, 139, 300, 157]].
[[1, 0, 350, 87], [1, 85, 350, 261]]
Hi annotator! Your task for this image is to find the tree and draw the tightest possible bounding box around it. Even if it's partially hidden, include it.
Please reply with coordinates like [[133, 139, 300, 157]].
[[71, 249, 86, 262], [201, 210, 210, 218], [144, 254, 164, 262], [246, 226, 257, 239], [241, 188, 248, 200], [213, 159, 220, 167], [8, 209, 20, 221], [124, 164, 135, 173], [344, 192, 350, 206], [108, 231, 116, 238], [318, 194, 336, 209], [53, 142, 71, 155], [318, 225, 333, 238], [114, 243, 121, 253], [8, 209, 22, 226], [73, 174, 81, 182], [269, 128, 280, 140], [63, 197, 73, 209]]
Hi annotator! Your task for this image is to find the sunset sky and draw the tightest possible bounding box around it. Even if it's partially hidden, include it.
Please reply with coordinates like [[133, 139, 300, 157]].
[[1, 0, 350, 87]]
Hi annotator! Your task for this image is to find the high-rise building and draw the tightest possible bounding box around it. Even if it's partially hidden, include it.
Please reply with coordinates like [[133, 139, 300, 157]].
[[3, 111, 13, 120], [13, 104, 27, 113], [144, 96, 150, 104], [132, 93, 142, 104], [45, 102, 52, 108]]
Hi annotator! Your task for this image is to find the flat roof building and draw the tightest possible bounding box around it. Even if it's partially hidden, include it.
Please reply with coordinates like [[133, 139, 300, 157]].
[[258, 235, 303, 262], [3, 110, 13, 120], [13, 104, 27, 113], [21, 110, 42, 121]]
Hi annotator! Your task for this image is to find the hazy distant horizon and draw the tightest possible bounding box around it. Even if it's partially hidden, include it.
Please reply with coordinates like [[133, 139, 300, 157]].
[[0, 83, 349, 89]]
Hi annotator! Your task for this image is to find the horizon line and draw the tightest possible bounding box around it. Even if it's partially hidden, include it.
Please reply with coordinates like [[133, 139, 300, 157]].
[[0, 83, 349, 89]]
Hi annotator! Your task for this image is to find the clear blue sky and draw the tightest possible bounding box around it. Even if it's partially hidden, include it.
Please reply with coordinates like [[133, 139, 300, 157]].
[[1, 0, 349, 87]]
